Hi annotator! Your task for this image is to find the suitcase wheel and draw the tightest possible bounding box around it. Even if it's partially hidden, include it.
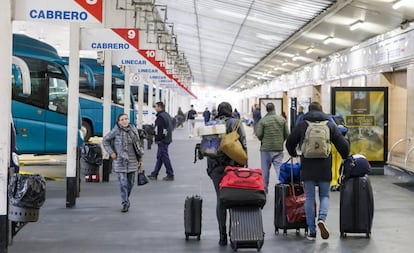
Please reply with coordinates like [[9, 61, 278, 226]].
[[185, 234, 189, 241], [296, 229, 300, 236], [305, 228, 308, 236], [283, 229, 287, 236], [197, 235, 201, 241], [231, 242, 237, 252], [366, 233, 371, 239], [340, 232, 347, 238], [275, 228, 279, 235]]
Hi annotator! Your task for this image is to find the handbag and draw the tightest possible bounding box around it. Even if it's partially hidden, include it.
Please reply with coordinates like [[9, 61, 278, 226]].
[[137, 163, 148, 186], [219, 120, 247, 165], [133, 141, 144, 159], [284, 159, 306, 223], [279, 157, 301, 184]]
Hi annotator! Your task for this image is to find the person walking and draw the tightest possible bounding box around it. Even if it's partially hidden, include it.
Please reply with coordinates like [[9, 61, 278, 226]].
[[102, 113, 143, 212], [233, 108, 240, 119], [255, 102, 289, 193], [202, 107, 211, 125], [186, 105, 197, 136], [286, 102, 349, 241], [206, 102, 247, 246], [175, 107, 185, 128], [295, 105, 305, 126], [148, 102, 175, 181], [252, 104, 262, 135]]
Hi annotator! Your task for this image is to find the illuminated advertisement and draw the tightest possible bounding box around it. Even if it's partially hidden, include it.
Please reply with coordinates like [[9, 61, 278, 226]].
[[332, 87, 388, 164]]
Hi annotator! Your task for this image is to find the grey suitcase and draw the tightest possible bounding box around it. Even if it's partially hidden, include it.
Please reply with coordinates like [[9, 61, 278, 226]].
[[229, 206, 264, 252], [340, 176, 374, 238], [184, 195, 202, 240]]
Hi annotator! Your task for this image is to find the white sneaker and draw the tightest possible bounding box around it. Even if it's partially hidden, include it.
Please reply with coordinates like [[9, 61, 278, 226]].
[[317, 220, 330, 239]]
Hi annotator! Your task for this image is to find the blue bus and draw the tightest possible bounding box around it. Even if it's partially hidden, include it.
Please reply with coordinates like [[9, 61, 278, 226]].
[[72, 58, 137, 141], [12, 34, 80, 154]]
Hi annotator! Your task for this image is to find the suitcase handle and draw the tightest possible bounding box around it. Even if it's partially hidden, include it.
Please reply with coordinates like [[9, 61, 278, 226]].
[[233, 169, 253, 178]]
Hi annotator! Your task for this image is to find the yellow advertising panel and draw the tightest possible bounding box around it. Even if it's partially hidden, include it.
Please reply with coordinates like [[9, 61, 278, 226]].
[[334, 89, 386, 162]]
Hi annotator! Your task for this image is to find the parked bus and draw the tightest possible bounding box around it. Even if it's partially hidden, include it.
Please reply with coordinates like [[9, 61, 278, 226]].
[[12, 34, 82, 154], [72, 58, 137, 141]]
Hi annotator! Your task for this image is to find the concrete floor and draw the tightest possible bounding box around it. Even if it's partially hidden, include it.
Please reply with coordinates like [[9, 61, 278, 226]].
[[8, 123, 414, 253]]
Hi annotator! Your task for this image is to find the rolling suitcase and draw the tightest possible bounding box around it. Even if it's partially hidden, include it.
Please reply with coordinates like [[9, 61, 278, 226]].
[[274, 184, 308, 236], [229, 206, 264, 252], [340, 176, 374, 238], [184, 195, 202, 240]]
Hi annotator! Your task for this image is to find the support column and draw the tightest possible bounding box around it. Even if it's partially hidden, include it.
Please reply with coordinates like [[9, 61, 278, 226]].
[[148, 82, 154, 122], [406, 65, 414, 138], [103, 51, 112, 137], [123, 66, 131, 116], [0, 1, 12, 251], [155, 86, 160, 103], [66, 23, 81, 208], [137, 82, 144, 128], [161, 87, 166, 106]]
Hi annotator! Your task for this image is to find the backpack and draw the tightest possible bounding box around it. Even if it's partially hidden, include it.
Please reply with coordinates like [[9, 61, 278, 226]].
[[81, 143, 103, 165], [301, 120, 331, 158]]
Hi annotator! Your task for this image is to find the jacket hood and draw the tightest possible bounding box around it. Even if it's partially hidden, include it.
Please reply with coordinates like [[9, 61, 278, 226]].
[[303, 110, 329, 122]]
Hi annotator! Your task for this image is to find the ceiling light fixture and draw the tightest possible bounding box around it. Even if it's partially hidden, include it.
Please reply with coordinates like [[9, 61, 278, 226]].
[[292, 55, 300, 61], [282, 61, 288, 66], [393, 0, 407, 10], [306, 47, 314, 54], [273, 67, 279, 71], [323, 36, 334, 45], [350, 20, 364, 31]]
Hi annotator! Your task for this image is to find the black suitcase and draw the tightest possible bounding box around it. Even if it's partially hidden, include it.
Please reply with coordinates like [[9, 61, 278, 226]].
[[229, 206, 264, 252], [274, 184, 308, 236], [184, 195, 202, 240], [340, 176, 374, 238]]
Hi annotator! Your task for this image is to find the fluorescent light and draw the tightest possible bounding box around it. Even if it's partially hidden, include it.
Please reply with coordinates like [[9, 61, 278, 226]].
[[292, 55, 300, 61], [306, 47, 314, 54], [323, 36, 334, 45], [350, 20, 364, 31], [393, 0, 407, 9], [282, 61, 288, 66], [273, 67, 279, 71]]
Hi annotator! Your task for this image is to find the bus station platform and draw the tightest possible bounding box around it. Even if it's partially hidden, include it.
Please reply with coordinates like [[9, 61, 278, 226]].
[[8, 125, 414, 253]]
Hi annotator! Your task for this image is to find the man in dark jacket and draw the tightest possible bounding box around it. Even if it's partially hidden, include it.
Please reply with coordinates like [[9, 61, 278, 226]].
[[148, 102, 175, 181], [202, 107, 211, 125], [252, 104, 262, 135], [286, 102, 349, 241]]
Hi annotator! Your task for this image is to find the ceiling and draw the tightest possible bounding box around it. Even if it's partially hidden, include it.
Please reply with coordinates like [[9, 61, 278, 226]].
[[12, 0, 414, 92]]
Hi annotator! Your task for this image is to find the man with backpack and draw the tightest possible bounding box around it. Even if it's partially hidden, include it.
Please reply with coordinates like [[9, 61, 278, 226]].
[[286, 102, 349, 241]]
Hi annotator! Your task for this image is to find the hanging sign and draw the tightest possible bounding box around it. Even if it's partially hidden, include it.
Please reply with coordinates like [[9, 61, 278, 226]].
[[14, 0, 103, 23], [81, 28, 139, 50]]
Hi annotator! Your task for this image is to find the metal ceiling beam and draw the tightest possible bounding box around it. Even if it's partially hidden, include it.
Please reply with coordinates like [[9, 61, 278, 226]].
[[227, 0, 353, 90]]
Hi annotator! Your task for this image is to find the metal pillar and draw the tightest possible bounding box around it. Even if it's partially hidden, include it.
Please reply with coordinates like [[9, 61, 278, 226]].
[[123, 66, 131, 116], [137, 81, 144, 128], [66, 23, 81, 208]]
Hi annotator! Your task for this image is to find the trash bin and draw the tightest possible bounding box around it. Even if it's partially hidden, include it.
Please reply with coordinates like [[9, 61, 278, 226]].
[[80, 143, 103, 182], [8, 174, 46, 222]]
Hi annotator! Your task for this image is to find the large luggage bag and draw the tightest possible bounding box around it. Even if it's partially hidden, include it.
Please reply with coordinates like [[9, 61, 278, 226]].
[[340, 176, 374, 238], [219, 166, 266, 208], [274, 184, 308, 236], [184, 195, 202, 240], [229, 206, 264, 252]]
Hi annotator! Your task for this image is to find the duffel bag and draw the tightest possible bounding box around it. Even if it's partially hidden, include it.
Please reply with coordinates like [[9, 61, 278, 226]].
[[219, 166, 266, 208], [342, 154, 371, 180]]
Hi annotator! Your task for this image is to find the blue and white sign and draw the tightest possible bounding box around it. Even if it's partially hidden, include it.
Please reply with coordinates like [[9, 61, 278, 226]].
[[80, 28, 139, 51], [13, 0, 103, 24]]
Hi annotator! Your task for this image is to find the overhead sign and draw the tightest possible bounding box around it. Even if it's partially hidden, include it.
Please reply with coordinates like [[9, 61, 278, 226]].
[[14, 0, 103, 23], [81, 28, 139, 50]]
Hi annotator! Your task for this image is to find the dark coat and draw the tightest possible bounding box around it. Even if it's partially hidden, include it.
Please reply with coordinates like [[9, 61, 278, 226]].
[[286, 110, 350, 181], [155, 111, 173, 144]]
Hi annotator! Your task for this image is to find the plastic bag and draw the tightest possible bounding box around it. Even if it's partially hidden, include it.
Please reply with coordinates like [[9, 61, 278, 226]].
[[8, 174, 46, 209]]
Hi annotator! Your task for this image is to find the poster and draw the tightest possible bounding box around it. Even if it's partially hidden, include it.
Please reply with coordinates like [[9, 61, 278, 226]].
[[333, 88, 388, 163]]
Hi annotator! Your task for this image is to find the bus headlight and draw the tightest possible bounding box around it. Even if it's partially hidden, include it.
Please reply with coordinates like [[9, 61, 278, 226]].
[[12, 152, 19, 167]]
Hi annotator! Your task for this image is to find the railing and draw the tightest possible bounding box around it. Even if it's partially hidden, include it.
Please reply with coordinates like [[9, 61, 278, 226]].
[[387, 137, 414, 173]]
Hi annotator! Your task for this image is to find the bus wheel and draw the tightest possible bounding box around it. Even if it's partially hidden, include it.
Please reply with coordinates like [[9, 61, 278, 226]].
[[82, 120, 92, 142]]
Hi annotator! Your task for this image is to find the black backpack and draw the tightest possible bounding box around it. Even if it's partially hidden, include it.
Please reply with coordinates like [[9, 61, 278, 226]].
[[81, 143, 103, 165]]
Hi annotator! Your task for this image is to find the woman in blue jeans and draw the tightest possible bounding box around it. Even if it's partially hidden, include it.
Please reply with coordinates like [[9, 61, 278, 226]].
[[286, 102, 349, 240], [103, 113, 143, 212]]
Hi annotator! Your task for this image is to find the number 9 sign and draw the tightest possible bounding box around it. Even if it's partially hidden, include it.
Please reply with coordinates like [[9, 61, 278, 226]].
[[128, 30, 136, 39], [86, 0, 98, 5]]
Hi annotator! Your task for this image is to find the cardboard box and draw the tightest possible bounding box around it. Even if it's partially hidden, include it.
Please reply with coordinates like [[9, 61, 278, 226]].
[[197, 124, 226, 136]]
